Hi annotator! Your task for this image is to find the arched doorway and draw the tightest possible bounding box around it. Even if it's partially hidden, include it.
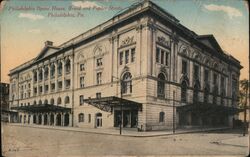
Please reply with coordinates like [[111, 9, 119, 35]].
[[33, 115, 37, 124], [44, 114, 48, 125], [64, 114, 69, 126], [50, 114, 54, 125], [95, 113, 102, 128], [38, 114, 42, 124], [56, 114, 61, 126]]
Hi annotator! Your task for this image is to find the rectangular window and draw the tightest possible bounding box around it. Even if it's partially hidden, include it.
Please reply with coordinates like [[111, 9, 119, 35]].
[[88, 114, 91, 123], [125, 50, 129, 64], [193, 65, 199, 80], [97, 58, 103, 67], [65, 80, 71, 89], [131, 48, 135, 62], [204, 69, 209, 82], [119, 51, 123, 65], [80, 64, 85, 71], [80, 95, 84, 105], [39, 86, 43, 93], [182, 60, 187, 74], [161, 50, 164, 64], [221, 76, 225, 94], [96, 92, 101, 98], [45, 85, 49, 93], [80, 77, 85, 88], [213, 74, 217, 85], [51, 83, 55, 91], [34, 87, 37, 94], [156, 48, 160, 63], [58, 81, 62, 89], [165, 53, 169, 66], [97, 72, 102, 85]]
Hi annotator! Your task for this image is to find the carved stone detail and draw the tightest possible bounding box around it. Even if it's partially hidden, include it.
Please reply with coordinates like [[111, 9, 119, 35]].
[[157, 36, 170, 48], [120, 36, 135, 47]]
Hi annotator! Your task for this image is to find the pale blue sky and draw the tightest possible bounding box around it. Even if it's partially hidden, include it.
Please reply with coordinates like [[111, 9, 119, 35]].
[[0, 0, 249, 82]]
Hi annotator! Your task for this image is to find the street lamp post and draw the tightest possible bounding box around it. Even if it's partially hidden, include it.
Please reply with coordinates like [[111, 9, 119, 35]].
[[112, 75, 123, 135], [173, 91, 176, 134]]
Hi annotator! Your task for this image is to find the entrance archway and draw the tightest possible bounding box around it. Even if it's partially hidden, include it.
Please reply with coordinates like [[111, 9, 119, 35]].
[[95, 113, 102, 128], [64, 114, 69, 126], [38, 114, 42, 124], [56, 114, 61, 126], [33, 115, 37, 124], [50, 114, 54, 125], [44, 114, 48, 125]]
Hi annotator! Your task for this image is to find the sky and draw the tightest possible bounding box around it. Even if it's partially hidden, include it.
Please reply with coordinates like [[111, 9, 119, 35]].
[[0, 0, 249, 83]]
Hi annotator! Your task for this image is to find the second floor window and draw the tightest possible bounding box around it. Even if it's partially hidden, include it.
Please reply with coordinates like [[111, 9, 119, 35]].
[[120, 52, 123, 65], [97, 58, 103, 67], [80, 77, 84, 88], [121, 72, 132, 94], [131, 48, 135, 62], [51, 83, 55, 91], [80, 64, 85, 71], [45, 85, 49, 93], [157, 73, 165, 98], [125, 50, 129, 64], [58, 81, 62, 89], [97, 72, 102, 85], [65, 80, 70, 89], [193, 65, 199, 80], [182, 60, 187, 75], [39, 86, 43, 93]]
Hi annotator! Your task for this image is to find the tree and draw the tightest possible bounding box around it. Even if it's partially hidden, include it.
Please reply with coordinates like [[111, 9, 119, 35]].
[[239, 79, 249, 136]]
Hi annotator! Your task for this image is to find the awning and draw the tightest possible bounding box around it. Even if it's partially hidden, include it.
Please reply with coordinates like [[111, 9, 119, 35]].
[[11, 104, 71, 113], [83, 96, 142, 112], [177, 103, 243, 116]]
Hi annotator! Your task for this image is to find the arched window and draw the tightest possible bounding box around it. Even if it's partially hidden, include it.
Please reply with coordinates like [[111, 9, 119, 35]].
[[157, 73, 165, 98], [181, 81, 188, 102], [78, 113, 84, 122], [121, 72, 132, 94], [34, 100, 37, 105], [50, 64, 55, 78], [44, 99, 48, 105], [50, 98, 54, 105], [39, 100, 42, 105], [57, 61, 62, 76], [65, 58, 71, 73], [159, 112, 165, 122], [65, 96, 70, 104], [57, 97, 61, 105]]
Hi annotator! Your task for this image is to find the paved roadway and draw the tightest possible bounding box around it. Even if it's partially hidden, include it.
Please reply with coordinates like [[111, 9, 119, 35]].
[[2, 124, 249, 157]]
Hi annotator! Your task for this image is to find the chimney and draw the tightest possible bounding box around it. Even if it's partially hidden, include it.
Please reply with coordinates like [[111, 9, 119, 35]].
[[45, 41, 53, 47]]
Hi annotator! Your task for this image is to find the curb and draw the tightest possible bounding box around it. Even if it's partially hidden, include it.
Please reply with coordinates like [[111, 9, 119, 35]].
[[6, 123, 231, 137]]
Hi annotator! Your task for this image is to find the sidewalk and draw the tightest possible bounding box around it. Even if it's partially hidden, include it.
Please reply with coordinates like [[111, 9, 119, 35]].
[[7, 123, 232, 137]]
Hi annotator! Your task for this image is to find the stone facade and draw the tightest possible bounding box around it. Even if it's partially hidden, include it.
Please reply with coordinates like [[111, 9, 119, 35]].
[[9, 1, 242, 131]]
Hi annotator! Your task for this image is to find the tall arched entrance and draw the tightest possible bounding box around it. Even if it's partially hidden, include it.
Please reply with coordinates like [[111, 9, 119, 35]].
[[38, 114, 42, 124], [64, 114, 69, 126], [50, 114, 54, 125], [33, 115, 37, 124], [56, 114, 61, 126], [44, 114, 48, 125]]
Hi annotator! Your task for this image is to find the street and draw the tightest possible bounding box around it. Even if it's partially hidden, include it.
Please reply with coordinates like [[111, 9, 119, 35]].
[[2, 124, 249, 156]]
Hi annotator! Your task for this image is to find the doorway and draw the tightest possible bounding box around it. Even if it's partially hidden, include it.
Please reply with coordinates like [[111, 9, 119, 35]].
[[95, 113, 102, 128]]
